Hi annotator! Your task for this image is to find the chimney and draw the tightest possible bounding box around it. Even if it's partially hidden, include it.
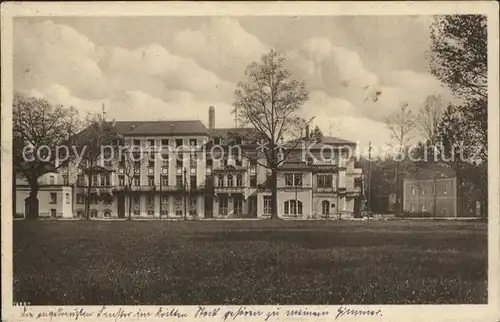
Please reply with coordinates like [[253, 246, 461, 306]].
[[209, 106, 215, 129], [305, 125, 310, 138]]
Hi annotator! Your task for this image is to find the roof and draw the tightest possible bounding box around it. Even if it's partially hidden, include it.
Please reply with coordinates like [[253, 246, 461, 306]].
[[116, 120, 208, 136], [404, 166, 456, 181], [208, 127, 256, 138]]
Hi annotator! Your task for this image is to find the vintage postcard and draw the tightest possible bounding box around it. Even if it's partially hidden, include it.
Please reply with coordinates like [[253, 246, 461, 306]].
[[1, 1, 499, 322]]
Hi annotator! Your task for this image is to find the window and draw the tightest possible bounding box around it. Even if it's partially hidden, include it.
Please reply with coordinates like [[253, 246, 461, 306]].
[[77, 175, 85, 186], [134, 176, 140, 186], [51, 209, 57, 218], [189, 139, 197, 146], [421, 204, 426, 212], [133, 139, 141, 146], [206, 158, 213, 167], [442, 207, 447, 216], [49, 175, 55, 185], [119, 175, 125, 186], [234, 197, 243, 214], [92, 175, 99, 186], [217, 174, 224, 187], [104, 210, 111, 218], [322, 200, 330, 215], [161, 175, 169, 186], [76, 193, 84, 204], [62, 175, 69, 186], [176, 156, 183, 167], [250, 166, 256, 175], [219, 197, 228, 215], [190, 154, 197, 168], [148, 195, 155, 206], [148, 139, 155, 147], [236, 174, 243, 187], [421, 187, 425, 195], [50, 193, 57, 204], [175, 139, 183, 147], [101, 174, 110, 186], [149, 160, 155, 169], [317, 174, 333, 188], [227, 174, 234, 187], [148, 176, 155, 186], [285, 173, 302, 187], [162, 166, 169, 174], [189, 197, 197, 215], [411, 204, 415, 212], [65, 193, 70, 204], [263, 196, 272, 215], [161, 139, 169, 147], [235, 159, 242, 167], [214, 137, 221, 145], [90, 195, 99, 204], [175, 196, 183, 216], [133, 196, 140, 205], [411, 186, 415, 195], [250, 175, 257, 187], [112, 139, 119, 146], [90, 209, 98, 218], [190, 175, 197, 189], [176, 175, 183, 187], [284, 200, 303, 215], [443, 184, 448, 194]]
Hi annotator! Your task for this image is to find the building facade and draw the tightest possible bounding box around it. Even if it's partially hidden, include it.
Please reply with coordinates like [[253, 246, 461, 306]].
[[15, 107, 363, 219], [402, 167, 458, 217]]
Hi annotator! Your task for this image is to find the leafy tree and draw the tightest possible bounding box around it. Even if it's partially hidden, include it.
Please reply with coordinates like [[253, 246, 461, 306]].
[[74, 112, 117, 219], [233, 49, 309, 219], [13, 94, 80, 219], [430, 15, 487, 159], [309, 125, 323, 142]]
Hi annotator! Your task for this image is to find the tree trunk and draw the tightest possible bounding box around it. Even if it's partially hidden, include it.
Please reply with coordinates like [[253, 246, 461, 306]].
[[394, 161, 401, 217], [270, 169, 279, 220], [128, 184, 132, 220], [25, 179, 40, 220]]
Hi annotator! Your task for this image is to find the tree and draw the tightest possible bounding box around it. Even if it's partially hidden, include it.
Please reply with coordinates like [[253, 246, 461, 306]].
[[121, 145, 147, 220], [233, 49, 309, 219], [430, 15, 488, 216], [384, 101, 416, 216], [13, 94, 80, 219], [309, 125, 323, 142], [430, 15, 487, 159], [416, 94, 445, 216], [74, 112, 117, 219]]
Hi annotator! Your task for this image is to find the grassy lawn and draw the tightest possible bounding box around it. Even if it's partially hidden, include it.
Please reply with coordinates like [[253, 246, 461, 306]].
[[13, 219, 487, 305]]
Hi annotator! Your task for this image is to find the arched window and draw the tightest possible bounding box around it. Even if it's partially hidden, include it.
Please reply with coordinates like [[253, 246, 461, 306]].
[[322, 200, 330, 215], [75, 210, 84, 218], [90, 209, 98, 218], [284, 200, 303, 215], [236, 174, 243, 187], [104, 210, 112, 218], [227, 174, 234, 187], [217, 174, 224, 187]]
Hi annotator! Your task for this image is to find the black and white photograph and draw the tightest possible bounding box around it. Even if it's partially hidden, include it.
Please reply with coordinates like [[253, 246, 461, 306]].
[[1, 2, 499, 321]]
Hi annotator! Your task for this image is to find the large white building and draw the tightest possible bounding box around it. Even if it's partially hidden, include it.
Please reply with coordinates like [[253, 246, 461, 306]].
[[15, 107, 363, 219]]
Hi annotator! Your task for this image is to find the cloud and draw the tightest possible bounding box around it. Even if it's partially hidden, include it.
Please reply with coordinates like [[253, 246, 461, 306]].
[[170, 17, 270, 82], [286, 37, 378, 105]]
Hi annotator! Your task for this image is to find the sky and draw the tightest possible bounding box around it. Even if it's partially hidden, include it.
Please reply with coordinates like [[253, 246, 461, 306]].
[[13, 15, 452, 151]]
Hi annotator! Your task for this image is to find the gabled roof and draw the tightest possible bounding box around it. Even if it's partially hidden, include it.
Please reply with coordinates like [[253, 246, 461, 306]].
[[113, 120, 208, 136]]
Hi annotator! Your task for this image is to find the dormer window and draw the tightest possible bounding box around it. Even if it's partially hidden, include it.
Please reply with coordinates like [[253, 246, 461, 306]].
[[161, 139, 169, 147], [189, 139, 197, 146]]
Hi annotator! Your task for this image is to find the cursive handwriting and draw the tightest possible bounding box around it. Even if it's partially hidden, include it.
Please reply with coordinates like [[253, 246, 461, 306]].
[[335, 306, 383, 320]]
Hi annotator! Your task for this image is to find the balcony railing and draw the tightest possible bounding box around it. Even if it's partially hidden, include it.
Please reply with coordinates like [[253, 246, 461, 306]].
[[214, 186, 246, 193]]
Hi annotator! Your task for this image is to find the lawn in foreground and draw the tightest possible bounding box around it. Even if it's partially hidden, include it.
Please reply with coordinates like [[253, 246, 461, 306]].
[[13, 219, 487, 305]]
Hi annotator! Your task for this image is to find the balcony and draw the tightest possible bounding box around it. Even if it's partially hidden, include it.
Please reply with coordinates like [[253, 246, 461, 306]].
[[113, 185, 187, 192], [214, 186, 246, 194], [83, 187, 113, 195]]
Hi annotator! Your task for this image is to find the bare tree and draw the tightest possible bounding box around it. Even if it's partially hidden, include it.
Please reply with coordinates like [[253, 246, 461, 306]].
[[233, 49, 309, 219], [13, 94, 81, 219], [417, 94, 445, 216], [74, 112, 117, 219], [384, 101, 416, 216], [120, 145, 147, 220]]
